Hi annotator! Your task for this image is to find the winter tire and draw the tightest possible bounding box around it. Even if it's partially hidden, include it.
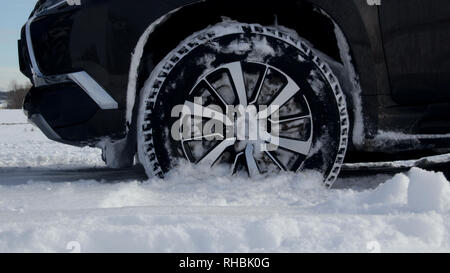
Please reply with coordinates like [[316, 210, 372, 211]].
[[137, 22, 349, 187]]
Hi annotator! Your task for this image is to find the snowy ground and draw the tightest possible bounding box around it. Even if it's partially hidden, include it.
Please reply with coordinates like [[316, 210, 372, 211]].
[[1, 110, 450, 252]]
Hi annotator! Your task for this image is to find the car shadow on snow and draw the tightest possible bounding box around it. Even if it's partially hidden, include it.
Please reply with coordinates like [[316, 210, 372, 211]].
[[0, 165, 148, 186], [0, 163, 448, 191]]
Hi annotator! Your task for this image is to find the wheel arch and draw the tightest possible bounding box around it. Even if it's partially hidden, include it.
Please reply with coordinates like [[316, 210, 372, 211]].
[[126, 0, 383, 148]]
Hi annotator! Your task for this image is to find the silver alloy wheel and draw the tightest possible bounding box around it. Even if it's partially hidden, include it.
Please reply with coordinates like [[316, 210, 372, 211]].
[[178, 61, 313, 176], [137, 22, 349, 187]]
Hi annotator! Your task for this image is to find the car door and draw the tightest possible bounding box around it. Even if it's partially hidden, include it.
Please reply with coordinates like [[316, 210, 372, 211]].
[[379, 0, 450, 105]]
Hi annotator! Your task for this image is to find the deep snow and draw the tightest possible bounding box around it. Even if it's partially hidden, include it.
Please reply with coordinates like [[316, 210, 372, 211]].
[[1, 110, 450, 252]]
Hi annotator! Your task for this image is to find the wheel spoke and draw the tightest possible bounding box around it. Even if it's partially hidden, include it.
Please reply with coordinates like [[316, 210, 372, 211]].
[[245, 144, 259, 176], [269, 114, 311, 124], [181, 133, 225, 163], [184, 101, 233, 126], [259, 78, 300, 119], [264, 151, 287, 171], [231, 151, 244, 174], [223, 62, 248, 106], [268, 136, 312, 156], [198, 138, 236, 166], [204, 78, 228, 107], [249, 66, 268, 105], [182, 133, 224, 142]]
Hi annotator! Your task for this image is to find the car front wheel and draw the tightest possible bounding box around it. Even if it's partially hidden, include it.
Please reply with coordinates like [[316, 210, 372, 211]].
[[137, 22, 349, 187]]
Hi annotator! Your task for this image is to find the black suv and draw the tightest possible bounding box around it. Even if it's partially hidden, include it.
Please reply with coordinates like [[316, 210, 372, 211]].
[[18, 0, 450, 186]]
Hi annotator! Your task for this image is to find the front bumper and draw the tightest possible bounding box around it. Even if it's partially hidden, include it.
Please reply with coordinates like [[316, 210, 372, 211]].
[[23, 83, 125, 146], [19, 0, 125, 146]]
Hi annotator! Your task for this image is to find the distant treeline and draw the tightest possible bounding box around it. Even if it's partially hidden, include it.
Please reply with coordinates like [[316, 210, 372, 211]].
[[1, 81, 32, 109]]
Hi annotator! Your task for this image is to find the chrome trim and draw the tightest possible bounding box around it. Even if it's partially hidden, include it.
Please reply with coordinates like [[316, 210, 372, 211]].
[[25, 13, 43, 78], [68, 72, 119, 110], [35, 0, 68, 15], [33, 74, 71, 87], [25, 0, 68, 78], [29, 114, 61, 140]]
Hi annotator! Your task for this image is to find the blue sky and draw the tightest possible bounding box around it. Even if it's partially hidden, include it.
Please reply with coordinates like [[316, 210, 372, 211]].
[[0, 0, 36, 90]]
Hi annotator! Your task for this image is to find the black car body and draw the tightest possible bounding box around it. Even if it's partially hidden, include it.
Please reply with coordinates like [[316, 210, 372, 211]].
[[18, 0, 450, 165]]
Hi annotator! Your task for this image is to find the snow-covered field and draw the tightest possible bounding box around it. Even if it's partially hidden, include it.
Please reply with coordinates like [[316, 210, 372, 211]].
[[1, 110, 450, 252]]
